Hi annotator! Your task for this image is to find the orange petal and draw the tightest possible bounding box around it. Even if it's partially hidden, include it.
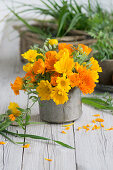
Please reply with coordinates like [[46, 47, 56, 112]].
[[62, 123, 74, 127], [77, 127, 82, 131], [93, 114, 100, 117], [0, 141, 6, 144], [92, 120, 96, 123], [61, 131, 67, 134], [22, 144, 30, 148], [95, 118, 104, 122], [65, 126, 70, 130], [45, 158, 52, 161], [101, 123, 104, 127]]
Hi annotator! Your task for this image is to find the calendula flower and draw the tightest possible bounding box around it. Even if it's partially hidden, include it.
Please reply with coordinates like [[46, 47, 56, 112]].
[[68, 73, 80, 88], [11, 77, 23, 95], [23, 63, 33, 72], [0, 141, 6, 145], [54, 53, 74, 75], [51, 87, 68, 105], [21, 49, 38, 62], [49, 39, 58, 46], [9, 114, 15, 121], [56, 48, 69, 60], [36, 80, 52, 100], [56, 74, 71, 92], [22, 144, 30, 148], [78, 44, 92, 55], [58, 43, 74, 57], [33, 59, 45, 74], [8, 102, 21, 117], [24, 71, 36, 83], [45, 51, 57, 72], [89, 57, 102, 72]]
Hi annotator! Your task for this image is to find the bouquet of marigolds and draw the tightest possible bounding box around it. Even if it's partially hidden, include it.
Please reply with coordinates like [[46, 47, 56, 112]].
[[11, 38, 102, 105]]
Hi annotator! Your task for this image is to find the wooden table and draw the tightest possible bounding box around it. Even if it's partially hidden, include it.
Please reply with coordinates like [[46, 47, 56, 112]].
[[0, 26, 113, 170]]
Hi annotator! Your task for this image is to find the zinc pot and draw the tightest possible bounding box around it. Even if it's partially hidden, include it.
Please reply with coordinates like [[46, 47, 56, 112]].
[[39, 87, 82, 123], [99, 60, 113, 85]]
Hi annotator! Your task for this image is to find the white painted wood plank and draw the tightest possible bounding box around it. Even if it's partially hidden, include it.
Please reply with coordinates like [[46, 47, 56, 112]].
[[74, 100, 113, 170]]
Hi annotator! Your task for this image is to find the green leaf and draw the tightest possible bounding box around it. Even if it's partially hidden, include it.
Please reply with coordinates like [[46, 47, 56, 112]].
[[4, 130, 75, 149], [0, 120, 11, 132]]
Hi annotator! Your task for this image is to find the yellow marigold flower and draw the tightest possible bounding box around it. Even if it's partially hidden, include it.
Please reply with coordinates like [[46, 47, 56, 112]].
[[9, 114, 15, 121], [90, 57, 102, 72], [33, 59, 45, 75], [65, 126, 70, 130], [0, 141, 6, 144], [23, 63, 33, 72], [95, 118, 104, 122], [78, 44, 92, 55], [49, 39, 58, 46], [36, 80, 52, 100], [51, 87, 68, 105], [45, 158, 52, 161], [56, 74, 71, 92], [54, 53, 74, 76], [58, 43, 75, 57], [56, 48, 69, 60], [8, 102, 21, 117], [22, 144, 30, 148], [61, 130, 67, 134], [93, 114, 100, 117], [21, 49, 38, 62], [10, 77, 23, 95]]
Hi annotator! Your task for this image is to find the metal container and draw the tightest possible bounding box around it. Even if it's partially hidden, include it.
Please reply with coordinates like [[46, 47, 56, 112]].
[[99, 60, 113, 85], [39, 87, 82, 123]]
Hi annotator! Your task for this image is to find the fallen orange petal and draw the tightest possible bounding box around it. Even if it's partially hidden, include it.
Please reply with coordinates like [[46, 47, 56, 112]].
[[101, 123, 104, 128], [61, 131, 67, 134], [95, 118, 104, 122], [86, 124, 90, 127], [22, 144, 30, 148], [45, 158, 52, 161], [92, 120, 96, 123], [65, 126, 70, 130], [93, 114, 100, 117], [0, 141, 6, 144]]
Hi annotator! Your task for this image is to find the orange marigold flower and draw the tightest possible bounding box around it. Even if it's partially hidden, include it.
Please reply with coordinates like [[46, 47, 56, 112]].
[[61, 131, 67, 134], [45, 51, 57, 72], [0, 141, 6, 144], [22, 144, 30, 148], [58, 43, 74, 57], [78, 44, 92, 55], [65, 126, 70, 130], [78, 66, 96, 94], [33, 59, 45, 74], [9, 114, 15, 121], [93, 114, 100, 117], [68, 73, 80, 88], [95, 118, 104, 122], [45, 158, 52, 161], [24, 71, 36, 83], [11, 77, 23, 95]]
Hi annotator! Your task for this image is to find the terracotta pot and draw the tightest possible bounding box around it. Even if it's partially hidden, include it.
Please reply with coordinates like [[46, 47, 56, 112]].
[[99, 60, 113, 85], [39, 87, 82, 123]]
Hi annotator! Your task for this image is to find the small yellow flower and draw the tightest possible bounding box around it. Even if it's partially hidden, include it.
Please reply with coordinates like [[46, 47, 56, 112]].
[[22, 144, 30, 148], [8, 102, 21, 117], [51, 87, 68, 105], [23, 63, 33, 72], [9, 114, 16, 121], [49, 39, 58, 46], [56, 74, 71, 92], [36, 80, 52, 100], [54, 53, 74, 75], [21, 49, 38, 62], [0, 141, 6, 144]]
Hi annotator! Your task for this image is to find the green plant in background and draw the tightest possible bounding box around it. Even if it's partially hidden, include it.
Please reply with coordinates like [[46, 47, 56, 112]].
[[89, 31, 113, 60]]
